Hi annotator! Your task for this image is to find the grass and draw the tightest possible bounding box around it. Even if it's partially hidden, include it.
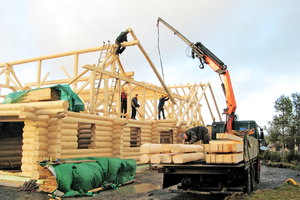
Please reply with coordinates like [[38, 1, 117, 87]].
[[225, 182, 300, 200], [263, 160, 300, 170]]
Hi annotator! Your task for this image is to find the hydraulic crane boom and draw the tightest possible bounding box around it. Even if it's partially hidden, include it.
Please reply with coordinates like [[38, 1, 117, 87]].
[[157, 17, 237, 133]]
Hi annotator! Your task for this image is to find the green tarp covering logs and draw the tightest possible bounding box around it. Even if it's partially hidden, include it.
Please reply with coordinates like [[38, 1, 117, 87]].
[[3, 84, 84, 112], [41, 157, 136, 197]]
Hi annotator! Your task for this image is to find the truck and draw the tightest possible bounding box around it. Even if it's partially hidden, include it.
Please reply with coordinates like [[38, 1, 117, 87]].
[[156, 17, 264, 195]]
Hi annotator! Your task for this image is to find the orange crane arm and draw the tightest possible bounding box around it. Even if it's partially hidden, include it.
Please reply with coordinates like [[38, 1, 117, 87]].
[[157, 17, 237, 132]]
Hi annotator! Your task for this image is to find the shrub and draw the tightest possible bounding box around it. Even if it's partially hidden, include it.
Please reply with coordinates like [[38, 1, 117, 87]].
[[270, 152, 281, 162], [263, 150, 271, 160]]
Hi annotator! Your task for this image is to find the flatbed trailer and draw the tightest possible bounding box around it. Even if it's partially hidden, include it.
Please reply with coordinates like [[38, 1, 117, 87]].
[[157, 121, 262, 195]]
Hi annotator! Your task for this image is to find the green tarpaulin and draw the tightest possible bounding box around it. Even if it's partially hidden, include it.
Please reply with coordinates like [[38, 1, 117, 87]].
[[3, 84, 84, 112], [40, 157, 136, 197]]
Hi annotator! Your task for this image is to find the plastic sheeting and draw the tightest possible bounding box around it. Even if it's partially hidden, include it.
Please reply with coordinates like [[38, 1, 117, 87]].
[[41, 157, 136, 197], [3, 84, 84, 112]]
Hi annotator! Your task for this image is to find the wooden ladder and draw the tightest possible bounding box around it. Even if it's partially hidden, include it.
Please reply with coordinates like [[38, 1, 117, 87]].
[[108, 68, 120, 115], [95, 40, 110, 104]]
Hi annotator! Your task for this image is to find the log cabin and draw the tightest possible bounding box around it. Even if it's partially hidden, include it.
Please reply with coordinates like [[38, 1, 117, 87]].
[[0, 28, 220, 179]]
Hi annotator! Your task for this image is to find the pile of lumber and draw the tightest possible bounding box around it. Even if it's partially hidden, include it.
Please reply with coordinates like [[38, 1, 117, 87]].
[[139, 143, 205, 164], [205, 133, 244, 164], [38, 167, 58, 193], [17, 87, 61, 103]]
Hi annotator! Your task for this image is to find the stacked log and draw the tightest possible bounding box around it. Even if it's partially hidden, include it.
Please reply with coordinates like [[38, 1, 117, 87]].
[[130, 127, 141, 147], [155, 120, 176, 144], [140, 143, 205, 164], [0, 137, 22, 169], [112, 118, 127, 159], [121, 119, 152, 161], [151, 121, 159, 143], [205, 133, 244, 164], [60, 112, 114, 158], [21, 120, 48, 177], [77, 123, 92, 149], [47, 118, 62, 159], [38, 167, 57, 193]]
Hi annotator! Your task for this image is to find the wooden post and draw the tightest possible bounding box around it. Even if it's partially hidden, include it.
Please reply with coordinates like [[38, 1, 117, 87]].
[[89, 70, 96, 114], [128, 28, 176, 105], [116, 79, 121, 118], [73, 53, 79, 91], [187, 82, 209, 126], [37, 60, 42, 87], [127, 83, 132, 119], [154, 91, 157, 120], [140, 87, 145, 120], [177, 82, 202, 127], [209, 83, 222, 121], [103, 74, 109, 116]]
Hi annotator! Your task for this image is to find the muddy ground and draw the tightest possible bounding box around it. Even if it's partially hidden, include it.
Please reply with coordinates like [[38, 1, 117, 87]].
[[1, 164, 300, 200]]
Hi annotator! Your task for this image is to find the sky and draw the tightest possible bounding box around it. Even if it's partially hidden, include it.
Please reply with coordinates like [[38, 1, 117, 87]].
[[0, 0, 300, 133]]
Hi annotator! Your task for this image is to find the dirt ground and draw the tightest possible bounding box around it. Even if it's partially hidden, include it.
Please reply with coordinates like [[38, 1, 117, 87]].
[[1, 164, 300, 200]]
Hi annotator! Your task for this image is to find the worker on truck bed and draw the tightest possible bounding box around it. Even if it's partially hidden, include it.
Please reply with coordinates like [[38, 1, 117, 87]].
[[180, 126, 210, 144]]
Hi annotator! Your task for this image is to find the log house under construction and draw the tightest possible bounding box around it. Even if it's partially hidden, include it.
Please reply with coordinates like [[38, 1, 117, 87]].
[[0, 28, 221, 179]]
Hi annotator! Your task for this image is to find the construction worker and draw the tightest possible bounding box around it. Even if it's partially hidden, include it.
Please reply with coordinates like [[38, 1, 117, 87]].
[[180, 126, 210, 144], [121, 89, 127, 118], [131, 94, 140, 119], [115, 30, 129, 55], [158, 95, 169, 119]]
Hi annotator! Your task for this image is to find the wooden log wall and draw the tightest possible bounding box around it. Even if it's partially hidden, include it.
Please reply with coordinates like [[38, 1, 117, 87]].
[[59, 111, 114, 159], [21, 119, 48, 177], [0, 137, 22, 169], [120, 119, 153, 162], [155, 120, 177, 144], [112, 118, 127, 159]]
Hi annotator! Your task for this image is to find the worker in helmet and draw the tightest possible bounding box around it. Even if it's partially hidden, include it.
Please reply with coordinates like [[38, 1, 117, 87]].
[[115, 30, 129, 55], [180, 126, 210, 144]]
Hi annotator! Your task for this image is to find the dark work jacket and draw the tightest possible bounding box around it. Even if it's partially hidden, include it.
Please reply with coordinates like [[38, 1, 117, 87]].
[[131, 97, 139, 108], [185, 126, 210, 144], [158, 96, 169, 108], [121, 92, 127, 104], [116, 31, 129, 42]]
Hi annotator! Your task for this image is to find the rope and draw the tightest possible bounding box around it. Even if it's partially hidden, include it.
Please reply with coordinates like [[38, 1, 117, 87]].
[[157, 23, 165, 82]]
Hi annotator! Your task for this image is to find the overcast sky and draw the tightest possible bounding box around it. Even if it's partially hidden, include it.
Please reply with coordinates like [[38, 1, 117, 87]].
[[1, 1, 300, 132]]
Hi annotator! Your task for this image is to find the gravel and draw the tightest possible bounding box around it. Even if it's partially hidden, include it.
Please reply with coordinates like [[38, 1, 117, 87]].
[[0, 164, 299, 200]]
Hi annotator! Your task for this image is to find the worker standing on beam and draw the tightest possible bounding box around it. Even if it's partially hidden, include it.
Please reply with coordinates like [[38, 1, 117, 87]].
[[180, 126, 210, 144], [131, 94, 140, 119], [121, 89, 127, 118], [158, 95, 169, 119], [115, 30, 129, 55]]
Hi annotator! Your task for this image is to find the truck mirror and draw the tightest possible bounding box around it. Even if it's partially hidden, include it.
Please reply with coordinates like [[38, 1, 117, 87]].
[[259, 128, 264, 140]]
